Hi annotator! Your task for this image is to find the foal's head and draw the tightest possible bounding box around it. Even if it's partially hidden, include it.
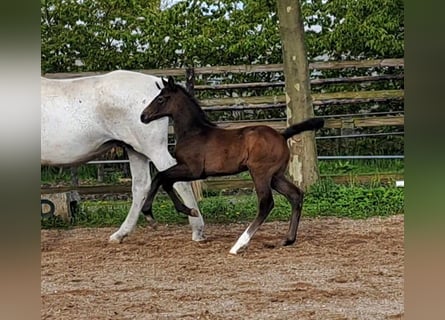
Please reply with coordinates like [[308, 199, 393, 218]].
[[140, 76, 178, 124], [140, 76, 214, 127]]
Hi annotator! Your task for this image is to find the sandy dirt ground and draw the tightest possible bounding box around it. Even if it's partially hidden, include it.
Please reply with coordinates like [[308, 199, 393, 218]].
[[41, 215, 404, 320]]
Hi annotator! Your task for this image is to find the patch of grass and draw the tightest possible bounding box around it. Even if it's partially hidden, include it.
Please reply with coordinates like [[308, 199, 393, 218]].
[[41, 179, 404, 229], [41, 215, 72, 229], [302, 179, 404, 219]]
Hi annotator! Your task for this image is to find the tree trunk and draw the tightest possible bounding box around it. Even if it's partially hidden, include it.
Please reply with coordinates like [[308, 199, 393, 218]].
[[276, 0, 320, 190]]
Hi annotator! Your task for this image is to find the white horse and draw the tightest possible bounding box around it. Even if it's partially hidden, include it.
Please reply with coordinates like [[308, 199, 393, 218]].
[[41, 70, 205, 242]]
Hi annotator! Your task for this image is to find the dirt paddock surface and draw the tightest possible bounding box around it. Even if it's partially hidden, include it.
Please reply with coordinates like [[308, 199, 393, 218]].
[[41, 215, 404, 320]]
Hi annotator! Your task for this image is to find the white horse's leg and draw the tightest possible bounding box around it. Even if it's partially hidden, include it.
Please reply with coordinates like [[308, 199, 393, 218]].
[[172, 181, 205, 241], [109, 150, 151, 243], [149, 152, 205, 242]]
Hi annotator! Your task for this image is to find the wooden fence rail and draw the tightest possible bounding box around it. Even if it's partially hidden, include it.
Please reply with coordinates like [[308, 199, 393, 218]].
[[195, 74, 404, 90], [165, 116, 404, 135], [199, 89, 403, 108], [43, 58, 404, 79], [217, 116, 405, 130]]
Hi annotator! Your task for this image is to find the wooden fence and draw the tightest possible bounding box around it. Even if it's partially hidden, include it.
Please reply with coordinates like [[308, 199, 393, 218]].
[[43, 58, 404, 194], [45, 58, 404, 132]]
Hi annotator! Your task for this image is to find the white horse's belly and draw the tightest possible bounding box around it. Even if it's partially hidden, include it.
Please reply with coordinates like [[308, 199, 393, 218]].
[[41, 130, 108, 165], [41, 138, 106, 165], [41, 98, 109, 165]]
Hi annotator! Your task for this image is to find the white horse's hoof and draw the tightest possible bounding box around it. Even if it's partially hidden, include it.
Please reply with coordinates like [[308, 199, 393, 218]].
[[109, 233, 125, 243], [192, 235, 206, 242], [192, 231, 206, 242]]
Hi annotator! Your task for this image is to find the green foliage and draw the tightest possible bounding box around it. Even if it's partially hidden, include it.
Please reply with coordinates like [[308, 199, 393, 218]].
[[41, 164, 129, 185], [303, 0, 404, 59], [316, 132, 405, 158], [41, 0, 162, 72], [41, 214, 71, 229], [41, 165, 98, 184], [303, 179, 404, 218], [41, 180, 404, 229], [41, 0, 404, 72]]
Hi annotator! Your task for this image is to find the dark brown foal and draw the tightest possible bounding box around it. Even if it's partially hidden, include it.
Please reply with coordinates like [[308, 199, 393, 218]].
[[140, 76, 324, 254]]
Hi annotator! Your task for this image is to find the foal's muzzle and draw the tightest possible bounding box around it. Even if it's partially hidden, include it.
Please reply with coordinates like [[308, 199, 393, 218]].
[[140, 113, 149, 124]]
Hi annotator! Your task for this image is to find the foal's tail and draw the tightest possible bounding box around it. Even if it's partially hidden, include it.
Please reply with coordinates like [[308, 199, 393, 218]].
[[281, 117, 324, 140]]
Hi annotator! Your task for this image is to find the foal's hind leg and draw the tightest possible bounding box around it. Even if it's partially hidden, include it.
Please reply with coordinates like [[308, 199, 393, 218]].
[[229, 173, 274, 254], [271, 173, 304, 246]]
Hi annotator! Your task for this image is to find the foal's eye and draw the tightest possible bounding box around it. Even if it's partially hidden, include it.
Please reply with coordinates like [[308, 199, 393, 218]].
[[157, 96, 166, 104]]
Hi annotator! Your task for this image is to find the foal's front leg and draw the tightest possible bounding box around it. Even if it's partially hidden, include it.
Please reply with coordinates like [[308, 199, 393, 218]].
[[142, 164, 200, 217], [229, 173, 274, 254], [163, 186, 200, 217], [141, 172, 163, 218]]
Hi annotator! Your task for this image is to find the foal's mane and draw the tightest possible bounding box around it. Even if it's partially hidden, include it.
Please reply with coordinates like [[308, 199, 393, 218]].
[[175, 84, 217, 128]]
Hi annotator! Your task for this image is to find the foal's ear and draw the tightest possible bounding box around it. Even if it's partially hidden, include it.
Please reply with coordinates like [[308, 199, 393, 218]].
[[161, 77, 169, 88], [155, 82, 161, 90], [167, 76, 176, 90]]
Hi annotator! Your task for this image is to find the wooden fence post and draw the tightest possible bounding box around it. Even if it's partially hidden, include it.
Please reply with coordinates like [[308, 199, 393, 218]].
[[276, 0, 320, 190], [185, 67, 195, 95], [185, 66, 203, 201]]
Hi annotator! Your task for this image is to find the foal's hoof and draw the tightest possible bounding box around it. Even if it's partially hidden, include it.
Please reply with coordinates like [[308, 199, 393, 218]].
[[282, 238, 296, 246], [229, 244, 248, 255], [145, 216, 158, 230], [190, 208, 199, 217], [263, 242, 277, 249]]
